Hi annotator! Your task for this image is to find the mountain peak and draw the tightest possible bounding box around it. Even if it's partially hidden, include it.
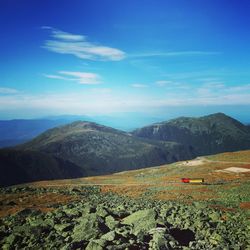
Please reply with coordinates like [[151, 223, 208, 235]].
[[203, 112, 232, 120], [42, 120, 126, 136], [133, 112, 250, 155]]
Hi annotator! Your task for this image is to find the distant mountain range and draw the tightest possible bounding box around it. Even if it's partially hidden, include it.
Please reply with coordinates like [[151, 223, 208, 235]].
[[1, 112, 250, 187], [133, 113, 250, 155], [0, 114, 162, 148], [16, 121, 194, 175], [0, 119, 72, 148]]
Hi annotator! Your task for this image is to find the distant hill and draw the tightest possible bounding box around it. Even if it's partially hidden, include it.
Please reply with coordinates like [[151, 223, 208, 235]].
[[0, 114, 161, 148], [132, 113, 250, 155], [18, 121, 194, 176]]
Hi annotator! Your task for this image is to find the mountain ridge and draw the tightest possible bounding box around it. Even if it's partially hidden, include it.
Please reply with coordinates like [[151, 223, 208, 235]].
[[18, 120, 194, 176], [1, 112, 250, 187], [132, 112, 250, 155]]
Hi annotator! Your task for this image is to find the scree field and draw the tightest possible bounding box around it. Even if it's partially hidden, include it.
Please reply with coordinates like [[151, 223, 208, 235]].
[[0, 150, 249, 249]]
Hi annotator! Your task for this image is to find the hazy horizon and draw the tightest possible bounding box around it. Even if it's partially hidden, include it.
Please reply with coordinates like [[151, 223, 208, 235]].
[[0, 108, 250, 133]]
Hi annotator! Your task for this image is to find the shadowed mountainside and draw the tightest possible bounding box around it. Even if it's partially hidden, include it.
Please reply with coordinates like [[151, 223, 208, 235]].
[[0, 149, 85, 187], [18, 121, 194, 176], [132, 113, 250, 156]]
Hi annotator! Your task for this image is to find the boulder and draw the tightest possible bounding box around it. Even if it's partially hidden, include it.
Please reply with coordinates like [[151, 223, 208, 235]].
[[122, 209, 157, 235]]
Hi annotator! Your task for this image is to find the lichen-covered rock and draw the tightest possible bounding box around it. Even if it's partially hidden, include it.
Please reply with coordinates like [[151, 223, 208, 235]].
[[85, 238, 107, 250], [101, 231, 116, 241], [72, 213, 101, 242], [54, 223, 73, 232], [96, 205, 108, 218], [0, 186, 249, 249], [105, 215, 118, 230], [122, 209, 157, 235], [149, 231, 168, 250]]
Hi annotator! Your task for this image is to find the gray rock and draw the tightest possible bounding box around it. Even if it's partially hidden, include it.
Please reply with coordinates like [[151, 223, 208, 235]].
[[54, 223, 73, 232], [105, 215, 118, 230], [122, 209, 157, 235], [85, 239, 107, 250], [101, 231, 116, 241], [72, 213, 101, 242]]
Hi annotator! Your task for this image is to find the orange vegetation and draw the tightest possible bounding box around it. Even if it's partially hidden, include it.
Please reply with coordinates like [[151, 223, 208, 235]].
[[101, 184, 150, 198], [0, 191, 80, 218], [240, 202, 250, 210]]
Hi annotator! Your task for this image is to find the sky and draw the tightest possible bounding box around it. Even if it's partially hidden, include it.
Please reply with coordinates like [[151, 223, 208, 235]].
[[0, 0, 250, 124]]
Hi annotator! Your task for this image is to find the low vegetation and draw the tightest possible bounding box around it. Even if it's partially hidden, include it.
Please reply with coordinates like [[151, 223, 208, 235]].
[[0, 150, 250, 248], [0, 186, 249, 249]]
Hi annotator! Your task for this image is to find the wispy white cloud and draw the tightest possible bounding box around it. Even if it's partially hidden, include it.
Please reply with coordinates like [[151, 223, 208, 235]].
[[155, 80, 190, 90], [42, 26, 85, 41], [196, 82, 225, 95], [130, 51, 220, 58], [1, 87, 250, 116], [1, 81, 250, 116], [0, 87, 19, 94], [155, 80, 172, 87], [202, 82, 225, 89], [60, 71, 101, 84], [44, 71, 101, 84], [131, 83, 148, 88], [42, 27, 126, 61], [163, 70, 226, 80], [43, 74, 68, 80], [226, 84, 250, 92]]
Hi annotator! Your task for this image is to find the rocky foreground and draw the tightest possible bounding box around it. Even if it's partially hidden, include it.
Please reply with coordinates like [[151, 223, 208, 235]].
[[0, 186, 249, 249]]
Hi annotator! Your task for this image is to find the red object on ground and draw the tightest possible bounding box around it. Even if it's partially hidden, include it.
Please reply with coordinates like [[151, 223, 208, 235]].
[[181, 178, 190, 183]]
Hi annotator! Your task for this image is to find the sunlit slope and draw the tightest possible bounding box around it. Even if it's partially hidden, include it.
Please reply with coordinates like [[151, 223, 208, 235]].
[[30, 150, 250, 210], [1, 150, 249, 249]]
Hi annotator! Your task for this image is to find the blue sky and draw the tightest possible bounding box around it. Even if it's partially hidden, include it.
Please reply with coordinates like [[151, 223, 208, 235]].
[[0, 0, 250, 123]]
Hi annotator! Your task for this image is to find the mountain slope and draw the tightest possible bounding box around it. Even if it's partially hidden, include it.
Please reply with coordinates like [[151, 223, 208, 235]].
[[2, 113, 249, 187], [1, 150, 249, 249], [0, 149, 85, 187], [132, 113, 250, 155], [19, 121, 194, 175]]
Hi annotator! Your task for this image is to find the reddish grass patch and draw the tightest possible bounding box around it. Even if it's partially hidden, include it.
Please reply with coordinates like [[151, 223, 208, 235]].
[[0, 192, 80, 218], [101, 184, 149, 198], [240, 202, 250, 210]]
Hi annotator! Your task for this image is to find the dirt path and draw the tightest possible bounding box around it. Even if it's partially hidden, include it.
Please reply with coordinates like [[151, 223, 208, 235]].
[[198, 157, 250, 165]]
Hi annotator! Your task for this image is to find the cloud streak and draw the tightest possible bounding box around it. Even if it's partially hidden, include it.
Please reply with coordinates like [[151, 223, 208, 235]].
[[0, 87, 19, 94], [42, 27, 126, 61], [131, 83, 148, 88], [1, 85, 250, 117], [130, 51, 220, 59], [155, 80, 172, 87], [44, 71, 101, 84]]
